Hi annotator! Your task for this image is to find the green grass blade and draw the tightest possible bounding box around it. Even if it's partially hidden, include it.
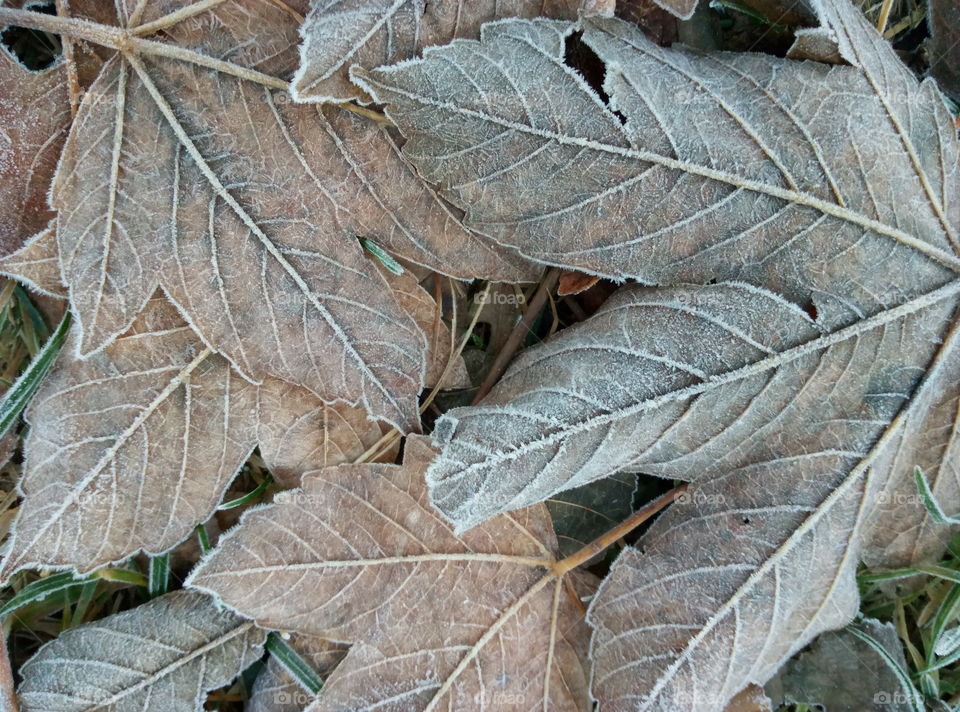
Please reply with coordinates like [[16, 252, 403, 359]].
[[265, 632, 323, 695], [94, 568, 148, 587], [196, 524, 211, 555], [218, 474, 273, 510], [0, 311, 70, 438], [916, 467, 960, 525], [0, 571, 90, 619], [148, 554, 170, 598]]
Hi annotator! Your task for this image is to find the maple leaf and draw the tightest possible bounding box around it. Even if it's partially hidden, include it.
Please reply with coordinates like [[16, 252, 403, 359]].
[[187, 436, 597, 711], [16, 590, 266, 712], [0, 13, 99, 257], [0, 0, 535, 432], [350, 1, 960, 707], [291, 0, 586, 103], [0, 237, 465, 574], [352, 12, 957, 304]]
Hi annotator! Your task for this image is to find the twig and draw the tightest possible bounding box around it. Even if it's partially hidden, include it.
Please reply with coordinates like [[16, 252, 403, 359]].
[[552, 484, 687, 576], [471, 268, 560, 405], [55, 0, 81, 118], [130, 0, 230, 36]]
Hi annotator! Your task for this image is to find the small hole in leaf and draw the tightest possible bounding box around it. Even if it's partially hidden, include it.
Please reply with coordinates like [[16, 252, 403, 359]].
[[741, 516, 751, 525], [563, 31, 625, 124], [1, 1, 61, 72], [803, 299, 819, 322]]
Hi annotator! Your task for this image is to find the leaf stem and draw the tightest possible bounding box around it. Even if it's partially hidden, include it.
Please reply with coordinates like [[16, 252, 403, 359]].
[[551, 484, 687, 576], [0, 8, 289, 90], [130, 0, 229, 36]]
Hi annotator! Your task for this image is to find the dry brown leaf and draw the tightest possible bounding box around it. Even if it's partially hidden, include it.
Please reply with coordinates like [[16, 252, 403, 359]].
[[17, 590, 266, 712], [0, 259, 465, 572], [0, 295, 259, 577], [0, 17, 101, 257], [249, 635, 347, 712], [352, 3, 960, 708], [187, 436, 595, 711], [0, 220, 66, 299], [290, 0, 586, 103], [352, 11, 949, 311], [557, 270, 601, 296], [34, 0, 532, 432]]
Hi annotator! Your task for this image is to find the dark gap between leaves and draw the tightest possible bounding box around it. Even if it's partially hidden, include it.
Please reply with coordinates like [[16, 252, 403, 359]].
[[1, 1, 61, 72]]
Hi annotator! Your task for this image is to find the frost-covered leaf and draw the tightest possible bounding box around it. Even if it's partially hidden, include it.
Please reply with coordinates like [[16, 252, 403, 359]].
[[249, 635, 346, 712], [769, 619, 914, 711], [291, 0, 585, 103], [0, 295, 259, 577], [425, 282, 957, 529], [45, 0, 527, 431], [188, 436, 594, 711], [0, 19, 98, 257], [0, 221, 67, 299], [0, 275, 462, 572], [353, 13, 957, 322], [17, 590, 266, 712]]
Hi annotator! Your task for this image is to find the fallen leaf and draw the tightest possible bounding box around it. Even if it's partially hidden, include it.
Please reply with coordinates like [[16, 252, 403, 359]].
[[17, 590, 266, 712], [768, 619, 914, 711], [187, 436, 595, 711], [290, 0, 585, 103], [0, 275, 464, 573], [0, 11, 100, 256], [42, 0, 530, 432], [557, 270, 601, 296], [354, 4, 960, 707], [249, 635, 346, 712], [0, 295, 259, 577], [352, 11, 952, 314]]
